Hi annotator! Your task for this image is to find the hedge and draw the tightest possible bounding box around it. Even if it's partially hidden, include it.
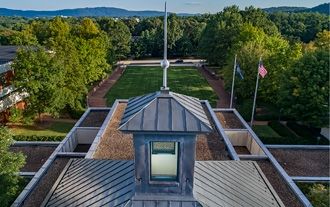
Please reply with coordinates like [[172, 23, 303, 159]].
[[13, 135, 64, 142], [286, 121, 320, 138], [260, 135, 329, 145], [268, 121, 297, 138]]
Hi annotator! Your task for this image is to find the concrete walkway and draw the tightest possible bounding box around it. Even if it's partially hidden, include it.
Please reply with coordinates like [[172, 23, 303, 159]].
[[87, 66, 125, 107]]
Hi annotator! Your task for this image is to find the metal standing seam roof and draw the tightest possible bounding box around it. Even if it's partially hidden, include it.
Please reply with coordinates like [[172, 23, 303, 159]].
[[119, 91, 212, 133], [42, 159, 135, 207], [194, 161, 285, 207], [42, 159, 284, 207]]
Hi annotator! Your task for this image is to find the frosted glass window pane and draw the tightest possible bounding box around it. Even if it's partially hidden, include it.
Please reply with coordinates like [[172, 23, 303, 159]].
[[151, 142, 178, 181]]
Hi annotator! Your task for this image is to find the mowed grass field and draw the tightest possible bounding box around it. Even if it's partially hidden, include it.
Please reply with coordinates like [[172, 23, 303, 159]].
[[105, 66, 218, 106]]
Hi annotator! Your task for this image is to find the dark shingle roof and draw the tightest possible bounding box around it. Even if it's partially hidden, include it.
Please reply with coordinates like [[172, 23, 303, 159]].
[[0, 46, 19, 64], [119, 91, 212, 133]]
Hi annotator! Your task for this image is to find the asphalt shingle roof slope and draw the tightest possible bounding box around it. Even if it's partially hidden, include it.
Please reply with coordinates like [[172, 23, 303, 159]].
[[0, 46, 19, 64], [43, 159, 284, 207], [119, 91, 212, 133]]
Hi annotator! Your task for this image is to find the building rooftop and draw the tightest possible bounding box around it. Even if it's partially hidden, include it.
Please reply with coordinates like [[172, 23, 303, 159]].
[[119, 91, 212, 133], [42, 159, 284, 207], [0, 46, 19, 64]]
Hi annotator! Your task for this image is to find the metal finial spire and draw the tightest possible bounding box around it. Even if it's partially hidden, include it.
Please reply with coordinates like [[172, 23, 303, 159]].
[[161, 1, 170, 91]]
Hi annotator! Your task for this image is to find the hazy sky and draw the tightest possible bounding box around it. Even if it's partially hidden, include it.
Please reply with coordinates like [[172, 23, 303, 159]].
[[0, 0, 327, 13]]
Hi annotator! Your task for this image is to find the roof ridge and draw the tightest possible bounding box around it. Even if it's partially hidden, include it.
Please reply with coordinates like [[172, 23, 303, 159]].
[[170, 92, 211, 130]]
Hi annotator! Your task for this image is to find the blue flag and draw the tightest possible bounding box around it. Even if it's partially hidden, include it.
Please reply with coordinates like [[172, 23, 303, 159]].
[[236, 63, 244, 79]]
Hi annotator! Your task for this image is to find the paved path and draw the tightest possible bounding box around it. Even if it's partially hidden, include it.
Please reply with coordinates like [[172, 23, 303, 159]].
[[198, 67, 230, 108], [87, 66, 125, 107]]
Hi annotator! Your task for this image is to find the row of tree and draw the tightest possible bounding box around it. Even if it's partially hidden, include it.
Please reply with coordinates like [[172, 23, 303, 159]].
[[12, 18, 113, 119], [0, 7, 328, 126], [1, 8, 328, 58], [197, 6, 329, 127]]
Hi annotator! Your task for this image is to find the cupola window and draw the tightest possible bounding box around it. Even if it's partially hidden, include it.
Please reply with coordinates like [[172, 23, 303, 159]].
[[150, 141, 179, 181]]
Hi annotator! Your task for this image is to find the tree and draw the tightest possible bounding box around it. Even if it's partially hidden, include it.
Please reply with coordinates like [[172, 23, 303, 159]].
[[222, 23, 302, 106], [269, 12, 330, 42], [280, 48, 329, 127], [98, 18, 131, 61], [199, 6, 243, 66], [12, 47, 65, 118], [0, 127, 25, 206], [13, 17, 110, 118]]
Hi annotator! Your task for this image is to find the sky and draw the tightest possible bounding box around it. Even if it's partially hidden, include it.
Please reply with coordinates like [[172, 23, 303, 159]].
[[0, 0, 328, 13]]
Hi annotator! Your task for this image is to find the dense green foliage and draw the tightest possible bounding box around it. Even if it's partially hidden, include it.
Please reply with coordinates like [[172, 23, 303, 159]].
[[0, 127, 25, 206], [105, 66, 218, 106], [12, 17, 110, 118], [269, 12, 330, 42], [0, 6, 328, 127], [254, 121, 330, 145], [297, 183, 330, 207], [280, 46, 329, 127], [197, 7, 329, 128]]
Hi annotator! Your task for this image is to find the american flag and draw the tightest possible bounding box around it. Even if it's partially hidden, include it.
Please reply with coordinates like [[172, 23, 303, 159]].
[[259, 64, 268, 78]]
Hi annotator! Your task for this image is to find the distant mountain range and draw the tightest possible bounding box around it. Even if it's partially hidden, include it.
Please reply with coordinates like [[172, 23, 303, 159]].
[[263, 3, 329, 14], [0, 3, 328, 18], [0, 7, 194, 18]]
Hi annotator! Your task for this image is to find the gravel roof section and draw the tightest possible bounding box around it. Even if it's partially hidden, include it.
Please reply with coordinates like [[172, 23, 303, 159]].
[[196, 105, 229, 160], [234, 146, 251, 154], [79, 110, 110, 127], [270, 149, 330, 177], [257, 160, 303, 207], [94, 103, 229, 161], [215, 111, 245, 129], [10, 146, 56, 172], [93, 103, 134, 160], [22, 158, 70, 207]]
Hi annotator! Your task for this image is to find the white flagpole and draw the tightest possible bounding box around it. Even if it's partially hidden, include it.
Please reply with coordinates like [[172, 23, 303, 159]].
[[230, 55, 237, 108], [250, 57, 262, 126]]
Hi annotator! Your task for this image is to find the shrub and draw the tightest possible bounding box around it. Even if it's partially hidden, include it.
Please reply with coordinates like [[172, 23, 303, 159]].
[[13, 135, 64, 142], [0, 127, 25, 206], [268, 121, 297, 137], [8, 108, 24, 123], [286, 121, 320, 138], [237, 99, 253, 121], [308, 184, 330, 207], [298, 183, 330, 207]]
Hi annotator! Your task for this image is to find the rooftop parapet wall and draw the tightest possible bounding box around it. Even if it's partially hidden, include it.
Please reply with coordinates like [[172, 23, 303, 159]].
[[12, 107, 112, 207]]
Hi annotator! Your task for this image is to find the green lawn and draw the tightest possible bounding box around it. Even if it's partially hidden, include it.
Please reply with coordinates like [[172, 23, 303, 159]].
[[10, 121, 74, 137], [252, 125, 281, 138], [105, 66, 218, 106]]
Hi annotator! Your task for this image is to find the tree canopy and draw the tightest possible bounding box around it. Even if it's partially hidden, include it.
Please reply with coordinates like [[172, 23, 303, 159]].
[[0, 127, 25, 206]]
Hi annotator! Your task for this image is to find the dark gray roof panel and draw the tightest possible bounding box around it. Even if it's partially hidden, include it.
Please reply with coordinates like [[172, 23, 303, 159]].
[[194, 161, 285, 207], [0, 46, 19, 64], [131, 200, 201, 207], [119, 91, 212, 133], [44, 160, 284, 207], [43, 159, 135, 207], [121, 92, 159, 125]]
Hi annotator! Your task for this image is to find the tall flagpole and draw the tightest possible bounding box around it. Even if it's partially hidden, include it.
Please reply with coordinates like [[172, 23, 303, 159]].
[[230, 55, 237, 108], [250, 57, 262, 126]]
